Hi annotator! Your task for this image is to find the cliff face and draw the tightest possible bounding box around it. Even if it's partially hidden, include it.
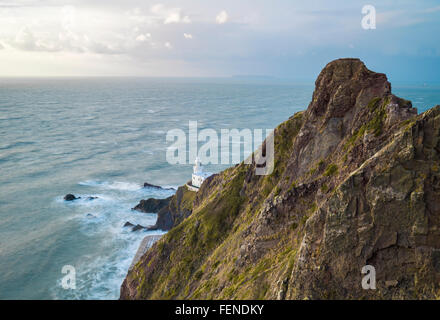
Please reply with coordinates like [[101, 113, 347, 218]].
[[121, 58, 440, 299], [141, 186, 196, 231]]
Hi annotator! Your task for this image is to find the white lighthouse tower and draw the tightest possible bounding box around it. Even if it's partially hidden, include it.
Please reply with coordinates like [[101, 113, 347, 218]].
[[190, 157, 212, 190]]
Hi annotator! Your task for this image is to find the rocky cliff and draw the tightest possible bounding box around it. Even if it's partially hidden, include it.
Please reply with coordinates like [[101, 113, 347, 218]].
[[121, 58, 440, 299], [144, 186, 196, 231], [132, 197, 172, 214]]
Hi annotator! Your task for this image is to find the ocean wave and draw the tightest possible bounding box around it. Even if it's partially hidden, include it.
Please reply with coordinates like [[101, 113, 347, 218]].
[[51, 205, 162, 299], [161, 185, 179, 190], [78, 180, 142, 191], [0, 141, 35, 150], [50, 176, 167, 299]]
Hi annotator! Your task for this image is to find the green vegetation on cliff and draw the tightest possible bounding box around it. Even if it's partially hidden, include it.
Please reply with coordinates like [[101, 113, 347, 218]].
[[121, 59, 440, 300]]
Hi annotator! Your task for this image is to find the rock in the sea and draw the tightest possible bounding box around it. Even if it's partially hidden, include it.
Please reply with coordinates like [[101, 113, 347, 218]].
[[123, 222, 135, 228], [143, 182, 175, 190], [123, 222, 147, 231], [132, 196, 172, 213], [64, 194, 97, 201], [132, 224, 146, 232], [64, 194, 80, 201], [143, 182, 162, 189]]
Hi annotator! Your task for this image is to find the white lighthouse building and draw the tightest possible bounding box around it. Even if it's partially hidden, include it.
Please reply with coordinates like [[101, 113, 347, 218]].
[[190, 157, 212, 190]]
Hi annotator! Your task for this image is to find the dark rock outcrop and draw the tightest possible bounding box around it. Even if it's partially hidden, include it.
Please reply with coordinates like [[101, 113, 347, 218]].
[[64, 194, 80, 201], [132, 224, 146, 232], [143, 182, 175, 190], [121, 59, 440, 300], [123, 222, 149, 232], [132, 197, 172, 213], [64, 194, 97, 201], [123, 222, 135, 228], [147, 186, 196, 231]]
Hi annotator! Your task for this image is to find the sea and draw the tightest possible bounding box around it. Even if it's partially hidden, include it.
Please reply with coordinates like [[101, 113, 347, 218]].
[[0, 77, 438, 299]]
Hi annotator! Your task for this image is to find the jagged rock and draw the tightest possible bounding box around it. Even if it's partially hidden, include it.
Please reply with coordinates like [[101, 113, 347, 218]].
[[64, 194, 80, 201], [146, 186, 196, 231], [143, 182, 175, 190], [130, 187, 194, 231], [132, 197, 172, 213], [121, 59, 440, 300], [123, 222, 150, 232], [132, 224, 146, 232], [123, 222, 135, 228]]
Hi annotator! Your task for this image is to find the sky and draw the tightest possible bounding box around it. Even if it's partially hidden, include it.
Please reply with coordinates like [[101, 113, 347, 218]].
[[0, 0, 439, 82]]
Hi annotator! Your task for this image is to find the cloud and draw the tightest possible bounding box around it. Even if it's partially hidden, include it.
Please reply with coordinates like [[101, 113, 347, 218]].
[[12, 26, 62, 52], [150, 4, 191, 25], [7, 24, 121, 54], [126, 8, 149, 23], [1, 1, 439, 79], [216, 10, 228, 24], [136, 33, 151, 42], [14, 27, 37, 50], [86, 41, 120, 54]]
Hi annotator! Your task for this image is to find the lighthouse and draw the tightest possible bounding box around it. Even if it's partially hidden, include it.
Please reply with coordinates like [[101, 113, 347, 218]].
[[190, 157, 212, 190]]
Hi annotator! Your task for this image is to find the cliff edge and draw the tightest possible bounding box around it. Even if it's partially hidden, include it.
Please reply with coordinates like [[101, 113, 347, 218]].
[[121, 58, 440, 299]]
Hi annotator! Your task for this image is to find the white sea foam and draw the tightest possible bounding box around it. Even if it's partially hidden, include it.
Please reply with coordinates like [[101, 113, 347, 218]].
[[79, 180, 141, 191], [53, 227, 161, 299], [50, 179, 173, 299], [162, 185, 179, 190]]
